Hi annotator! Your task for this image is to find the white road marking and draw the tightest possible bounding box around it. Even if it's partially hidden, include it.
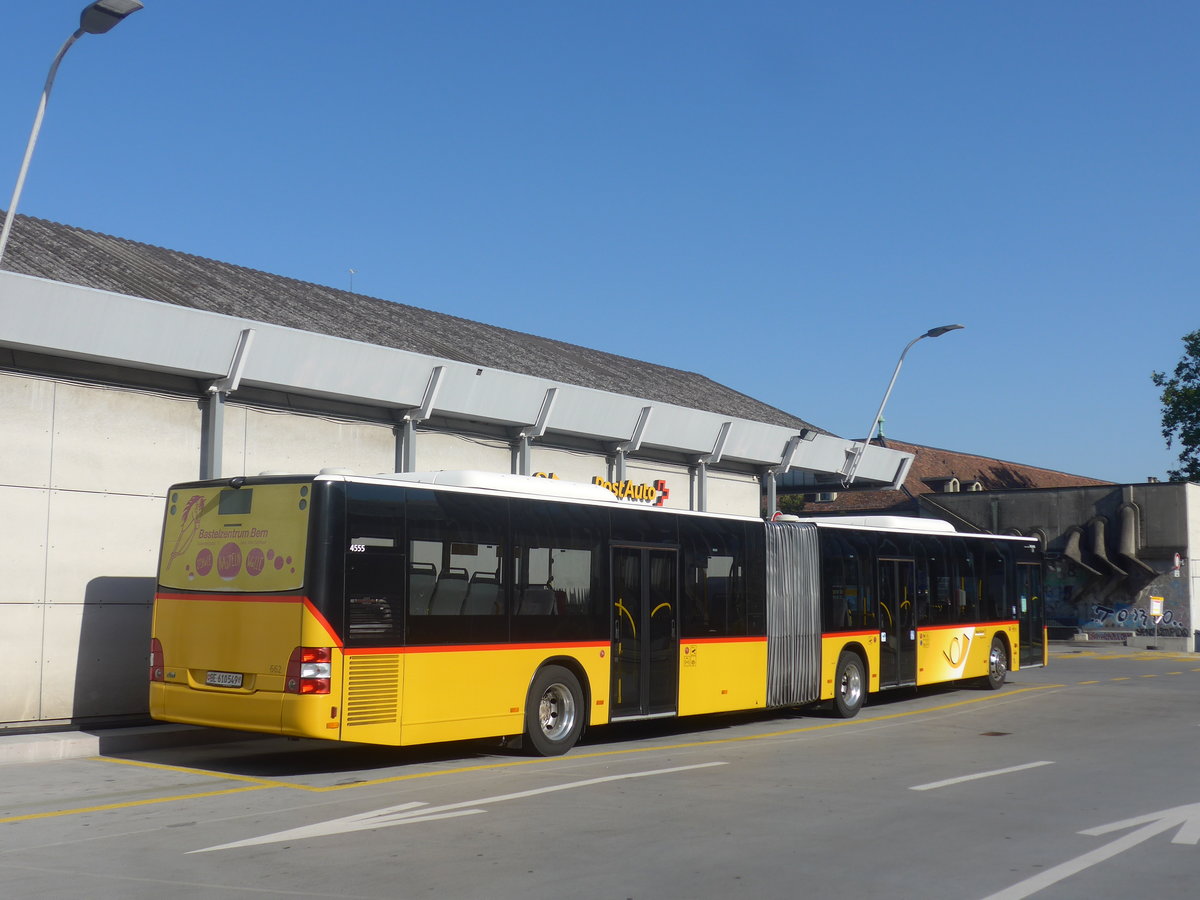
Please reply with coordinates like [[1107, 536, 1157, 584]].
[[909, 760, 1055, 792], [981, 801, 1200, 900], [192, 761, 728, 853]]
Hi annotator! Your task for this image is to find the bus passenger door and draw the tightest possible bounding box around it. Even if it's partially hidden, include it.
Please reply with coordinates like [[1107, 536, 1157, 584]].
[[879, 558, 917, 688], [611, 546, 678, 720], [1017, 563, 1044, 667]]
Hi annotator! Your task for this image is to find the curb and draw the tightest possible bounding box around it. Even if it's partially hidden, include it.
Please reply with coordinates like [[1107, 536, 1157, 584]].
[[0, 724, 256, 767]]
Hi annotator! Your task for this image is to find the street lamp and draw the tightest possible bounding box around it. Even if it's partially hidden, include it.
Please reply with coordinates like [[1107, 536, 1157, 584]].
[[0, 1, 144, 270], [841, 323, 965, 486]]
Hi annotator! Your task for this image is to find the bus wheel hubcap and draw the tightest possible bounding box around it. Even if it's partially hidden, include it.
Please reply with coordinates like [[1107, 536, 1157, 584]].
[[841, 668, 862, 706], [539, 683, 576, 741], [990, 646, 1006, 680]]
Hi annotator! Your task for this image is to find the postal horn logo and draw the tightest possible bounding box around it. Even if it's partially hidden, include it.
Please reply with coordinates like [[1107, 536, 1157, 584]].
[[943, 634, 971, 668]]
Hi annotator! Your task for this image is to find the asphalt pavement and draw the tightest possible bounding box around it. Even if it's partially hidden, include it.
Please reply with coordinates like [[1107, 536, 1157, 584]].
[[1, 640, 1188, 767]]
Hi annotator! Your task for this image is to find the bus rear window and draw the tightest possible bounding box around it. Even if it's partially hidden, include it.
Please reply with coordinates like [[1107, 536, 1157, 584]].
[[219, 488, 252, 516], [158, 482, 310, 593]]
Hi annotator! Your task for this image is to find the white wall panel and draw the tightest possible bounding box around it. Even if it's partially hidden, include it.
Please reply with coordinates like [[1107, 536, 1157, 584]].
[[236, 408, 394, 477], [49, 383, 200, 495], [219, 405, 249, 476], [0, 604, 45, 723], [415, 432, 510, 473], [39, 602, 153, 720], [706, 473, 761, 516], [0, 486, 49, 604], [0, 372, 54, 488], [528, 446, 609, 485], [44, 491, 162, 606]]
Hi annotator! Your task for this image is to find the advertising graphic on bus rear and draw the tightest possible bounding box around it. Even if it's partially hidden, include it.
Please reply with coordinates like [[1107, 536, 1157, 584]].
[[158, 482, 311, 593]]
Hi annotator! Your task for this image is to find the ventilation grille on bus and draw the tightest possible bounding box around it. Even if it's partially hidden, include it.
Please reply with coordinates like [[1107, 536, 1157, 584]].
[[346, 655, 400, 726]]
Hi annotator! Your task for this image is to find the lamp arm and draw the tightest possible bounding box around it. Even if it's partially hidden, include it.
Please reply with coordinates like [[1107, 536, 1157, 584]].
[[841, 333, 927, 486], [0, 29, 83, 269]]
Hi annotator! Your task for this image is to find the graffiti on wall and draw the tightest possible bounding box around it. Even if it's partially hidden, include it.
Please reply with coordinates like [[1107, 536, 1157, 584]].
[[1045, 566, 1191, 633], [1089, 604, 1176, 629]]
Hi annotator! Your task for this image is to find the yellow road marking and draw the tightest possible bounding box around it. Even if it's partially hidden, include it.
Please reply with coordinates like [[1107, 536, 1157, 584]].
[[96, 756, 296, 788], [1057, 651, 1196, 662], [0, 784, 269, 825], [1112, 677, 1131, 681], [1077, 680, 1100, 685]]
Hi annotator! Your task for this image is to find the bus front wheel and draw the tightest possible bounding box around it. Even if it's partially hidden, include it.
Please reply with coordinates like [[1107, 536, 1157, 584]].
[[832, 651, 865, 718], [983, 637, 1008, 690], [524, 665, 584, 756]]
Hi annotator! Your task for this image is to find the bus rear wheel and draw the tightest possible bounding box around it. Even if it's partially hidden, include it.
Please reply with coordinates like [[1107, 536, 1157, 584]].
[[832, 651, 865, 718], [524, 665, 584, 756], [983, 637, 1008, 690]]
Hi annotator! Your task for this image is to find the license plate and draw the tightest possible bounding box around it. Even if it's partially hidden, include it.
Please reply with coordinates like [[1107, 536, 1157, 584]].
[[205, 670, 243, 688]]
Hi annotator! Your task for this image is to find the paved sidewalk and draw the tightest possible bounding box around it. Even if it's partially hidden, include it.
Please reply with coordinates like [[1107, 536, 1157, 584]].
[[0, 723, 256, 766]]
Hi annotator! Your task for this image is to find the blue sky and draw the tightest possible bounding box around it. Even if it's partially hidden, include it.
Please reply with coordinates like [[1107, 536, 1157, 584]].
[[2, 2, 1196, 484]]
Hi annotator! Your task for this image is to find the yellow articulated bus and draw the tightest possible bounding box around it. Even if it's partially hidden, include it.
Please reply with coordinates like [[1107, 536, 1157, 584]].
[[150, 470, 1044, 756]]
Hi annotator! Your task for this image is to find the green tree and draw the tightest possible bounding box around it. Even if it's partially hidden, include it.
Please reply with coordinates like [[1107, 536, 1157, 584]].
[[1152, 328, 1200, 482]]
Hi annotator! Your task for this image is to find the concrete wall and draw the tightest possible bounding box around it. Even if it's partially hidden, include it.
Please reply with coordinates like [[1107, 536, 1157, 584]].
[[1, 372, 197, 726], [705, 470, 762, 516], [222, 407, 396, 478], [415, 431, 511, 474]]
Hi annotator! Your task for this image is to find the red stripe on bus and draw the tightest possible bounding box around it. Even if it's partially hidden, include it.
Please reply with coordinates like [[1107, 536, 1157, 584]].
[[345, 641, 611, 656], [919, 621, 1017, 632], [822, 630, 879, 639], [681, 636, 767, 645]]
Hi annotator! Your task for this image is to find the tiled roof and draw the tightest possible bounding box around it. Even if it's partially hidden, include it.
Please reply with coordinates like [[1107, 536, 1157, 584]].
[[809, 438, 1112, 513], [1, 212, 822, 434]]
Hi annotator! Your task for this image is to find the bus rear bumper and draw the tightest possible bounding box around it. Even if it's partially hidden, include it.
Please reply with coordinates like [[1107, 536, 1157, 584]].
[[149, 683, 329, 739]]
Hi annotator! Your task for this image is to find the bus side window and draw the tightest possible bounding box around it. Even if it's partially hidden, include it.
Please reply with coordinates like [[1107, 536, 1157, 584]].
[[919, 538, 952, 626], [405, 490, 509, 644], [953, 540, 981, 623], [510, 498, 605, 643], [681, 519, 752, 637], [822, 533, 867, 631], [345, 485, 405, 645], [986, 545, 1013, 621], [345, 550, 405, 643]]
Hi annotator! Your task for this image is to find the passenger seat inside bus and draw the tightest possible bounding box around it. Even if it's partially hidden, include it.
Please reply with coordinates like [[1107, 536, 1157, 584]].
[[408, 562, 438, 615], [429, 568, 469, 615], [517, 585, 557, 615], [461, 572, 502, 615]]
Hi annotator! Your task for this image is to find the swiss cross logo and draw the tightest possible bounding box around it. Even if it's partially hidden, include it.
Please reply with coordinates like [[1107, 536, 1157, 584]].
[[653, 480, 669, 507]]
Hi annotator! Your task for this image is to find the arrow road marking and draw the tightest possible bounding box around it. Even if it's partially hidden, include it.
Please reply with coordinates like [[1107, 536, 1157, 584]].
[[192, 761, 727, 853], [981, 801, 1200, 900]]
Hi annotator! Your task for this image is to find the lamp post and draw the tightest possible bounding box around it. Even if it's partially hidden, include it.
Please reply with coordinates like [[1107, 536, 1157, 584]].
[[841, 323, 964, 486], [0, 1, 144, 270]]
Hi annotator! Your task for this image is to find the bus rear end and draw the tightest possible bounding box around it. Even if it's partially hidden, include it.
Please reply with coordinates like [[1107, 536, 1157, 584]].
[[150, 478, 337, 738]]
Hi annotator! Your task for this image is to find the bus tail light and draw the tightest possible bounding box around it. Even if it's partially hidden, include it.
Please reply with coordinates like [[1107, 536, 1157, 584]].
[[149, 637, 164, 683], [286, 647, 331, 694]]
